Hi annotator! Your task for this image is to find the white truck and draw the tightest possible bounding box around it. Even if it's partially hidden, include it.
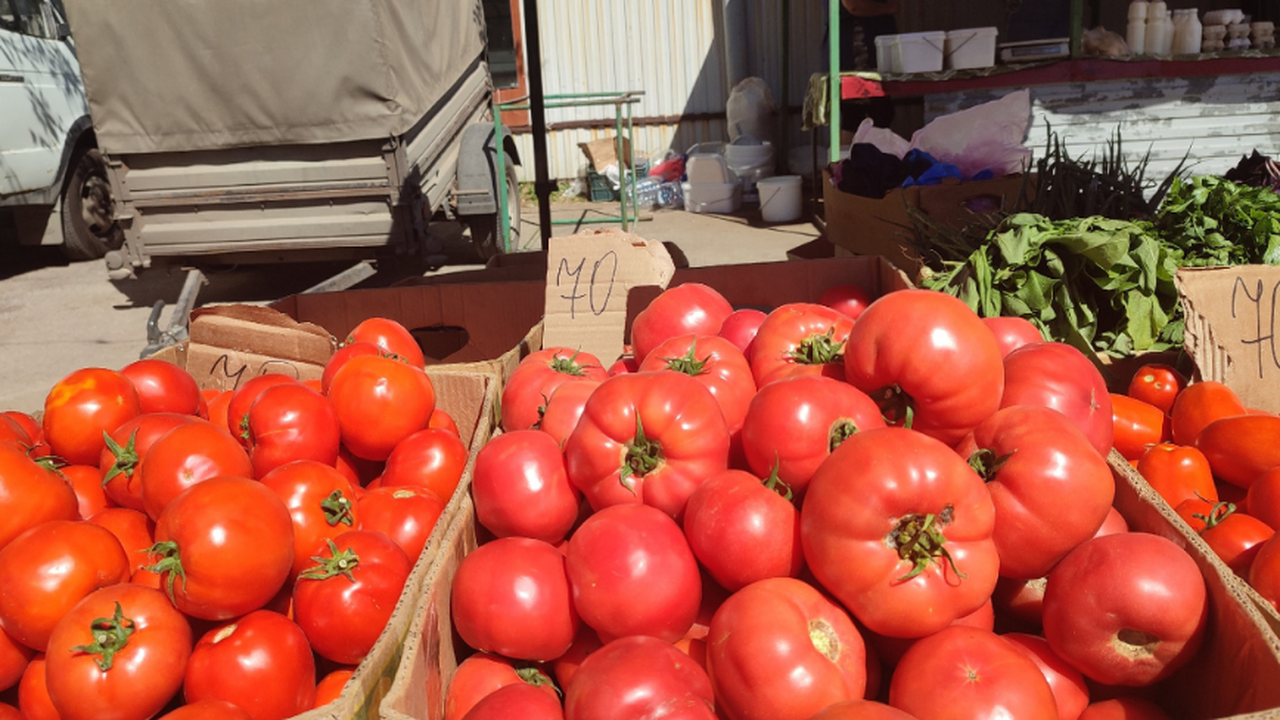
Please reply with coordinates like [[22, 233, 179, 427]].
[[0, 0, 120, 260], [42, 0, 520, 277]]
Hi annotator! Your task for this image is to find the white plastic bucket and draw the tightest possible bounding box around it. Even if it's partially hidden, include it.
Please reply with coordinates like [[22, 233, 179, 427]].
[[875, 35, 900, 74], [758, 175, 802, 223], [894, 31, 946, 74], [682, 181, 742, 214], [945, 27, 998, 69]]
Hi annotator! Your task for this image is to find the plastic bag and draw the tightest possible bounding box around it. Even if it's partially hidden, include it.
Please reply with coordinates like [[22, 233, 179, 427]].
[[725, 77, 776, 142], [908, 89, 1033, 179], [852, 117, 911, 160]]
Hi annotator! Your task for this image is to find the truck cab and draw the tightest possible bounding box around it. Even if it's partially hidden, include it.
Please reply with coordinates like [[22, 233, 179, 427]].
[[0, 0, 120, 259]]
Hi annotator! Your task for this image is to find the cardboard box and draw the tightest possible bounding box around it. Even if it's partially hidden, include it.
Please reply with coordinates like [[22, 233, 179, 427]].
[[822, 168, 1032, 278]]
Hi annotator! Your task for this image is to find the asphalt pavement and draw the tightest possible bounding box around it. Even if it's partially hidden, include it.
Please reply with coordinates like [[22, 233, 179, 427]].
[[0, 199, 822, 414]]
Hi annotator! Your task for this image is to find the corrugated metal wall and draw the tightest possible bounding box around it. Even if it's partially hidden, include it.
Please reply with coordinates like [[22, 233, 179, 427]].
[[510, 0, 835, 182], [925, 73, 1280, 184]]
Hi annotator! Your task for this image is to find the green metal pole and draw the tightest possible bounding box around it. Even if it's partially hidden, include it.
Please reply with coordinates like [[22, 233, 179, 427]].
[[613, 103, 628, 231], [829, 0, 841, 165], [493, 101, 510, 253], [1070, 0, 1084, 58], [780, 0, 790, 169], [626, 98, 638, 228]]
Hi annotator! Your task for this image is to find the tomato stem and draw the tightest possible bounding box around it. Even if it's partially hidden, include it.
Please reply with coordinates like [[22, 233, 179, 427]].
[[620, 414, 663, 494], [321, 490, 356, 527], [888, 506, 966, 581], [515, 666, 562, 697], [299, 539, 361, 582], [828, 419, 860, 453], [550, 351, 594, 377], [100, 429, 139, 486], [144, 541, 187, 604], [874, 385, 915, 429], [70, 602, 136, 672], [762, 460, 795, 502], [660, 339, 709, 376], [788, 328, 845, 366], [967, 448, 1016, 481], [1193, 500, 1237, 531]]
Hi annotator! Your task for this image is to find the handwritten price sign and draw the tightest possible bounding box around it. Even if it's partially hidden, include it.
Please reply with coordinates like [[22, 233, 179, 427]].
[[542, 232, 676, 365], [1177, 266, 1280, 414]]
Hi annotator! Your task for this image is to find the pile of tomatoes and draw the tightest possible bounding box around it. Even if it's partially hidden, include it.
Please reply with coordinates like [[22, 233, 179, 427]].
[[0, 318, 468, 720], [444, 284, 1214, 720], [1111, 365, 1280, 611]]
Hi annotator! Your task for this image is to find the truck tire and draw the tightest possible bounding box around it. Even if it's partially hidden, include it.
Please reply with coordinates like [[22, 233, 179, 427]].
[[465, 154, 521, 261], [60, 148, 124, 261]]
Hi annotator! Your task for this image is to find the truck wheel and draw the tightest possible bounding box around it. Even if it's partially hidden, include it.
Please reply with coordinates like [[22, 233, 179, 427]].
[[465, 154, 521, 261], [60, 148, 124, 261]]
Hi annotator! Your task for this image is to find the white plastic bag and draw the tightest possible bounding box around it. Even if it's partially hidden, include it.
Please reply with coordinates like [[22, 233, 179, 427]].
[[725, 77, 777, 142], [908, 89, 1033, 178], [852, 118, 911, 159]]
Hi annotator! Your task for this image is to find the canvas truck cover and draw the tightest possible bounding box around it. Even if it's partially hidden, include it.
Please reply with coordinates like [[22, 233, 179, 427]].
[[62, 0, 489, 154]]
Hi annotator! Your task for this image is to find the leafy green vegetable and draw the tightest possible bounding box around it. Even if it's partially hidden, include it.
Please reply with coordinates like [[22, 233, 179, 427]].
[[1156, 176, 1280, 266], [918, 214, 1184, 357]]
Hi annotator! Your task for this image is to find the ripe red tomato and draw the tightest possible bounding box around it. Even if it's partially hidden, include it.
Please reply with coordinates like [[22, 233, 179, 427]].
[[806, 701, 918, 720], [355, 486, 446, 563], [120, 359, 202, 416], [844, 290, 1004, 446], [1136, 444, 1217, 509], [538, 380, 601, 447], [565, 504, 701, 644], [44, 584, 193, 720], [379, 428, 468, 501], [450, 536, 576, 661], [1127, 363, 1186, 415], [982, 316, 1044, 359], [344, 317, 425, 368], [150, 476, 295, 620], [472, 430, 580, 544], [86, 508, 156, 578], [1094, 506, 1130, 538], [1248, 533, 1280, 612], [183, 610, 317, 720], [1248, 468, 1280, 532], [157, 701, 254, 720], [137, 419, 254, 521], [1169, 380, 1246, 446], [1197, 414, 1280, 489], [564, 372, 730, 520], [1078, 698, 1172, 720], [0, 626, 32, 693], [739, 376, 885, 498], [1197, 504, 1274, 577], [293, 530, 412, 664], [1000, 342, 1113, 458], [260, 460, 360, 578], [320, 342, 383, 394], [246, 383, 341, 478], [955, 405, 1115, 579], [0, 521, 130, 652], [327, 355, 436, 461], [706, 577, 866, 719], [889, 626, 1058, 720], [865, 597, 994, 670], [0, 443, 79, 552], [1005, 633, 1090, 720], [204, 390, 233, 432], [630, 283, 734, 364], [717, 308, 768, 358], [459, 682, 563, 720], [60, 464, 112, 519], [0, 412, 37, 450], [1110, 394, 1171, 461], [818, 283, 873, 321], [43, 368, 142, 466], [801, 426, 998, 639], [18, 654, 58, 720], [225, 375, 300, 446], [563, 635, 716, 720], [500, 348, 608, 432], [313, 668, 355, 709], [749, 303, 854, 387], [99, 413, 196, 512], [428, 408, 461, 436], [682, 470, 803, 592], [1043, 533, 1207, 686], [639, 334, 756, 434], [445, 653, 558, 720]]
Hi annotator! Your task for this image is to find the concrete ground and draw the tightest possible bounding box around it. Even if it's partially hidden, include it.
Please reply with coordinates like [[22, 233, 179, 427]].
[[0, 199, 822, 414]]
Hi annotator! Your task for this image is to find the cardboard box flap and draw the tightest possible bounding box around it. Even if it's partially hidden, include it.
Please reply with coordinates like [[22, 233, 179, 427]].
[[1177, 266, 1280, 414], [542, 230, 676, 364], [178, 305, 336, 391]]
